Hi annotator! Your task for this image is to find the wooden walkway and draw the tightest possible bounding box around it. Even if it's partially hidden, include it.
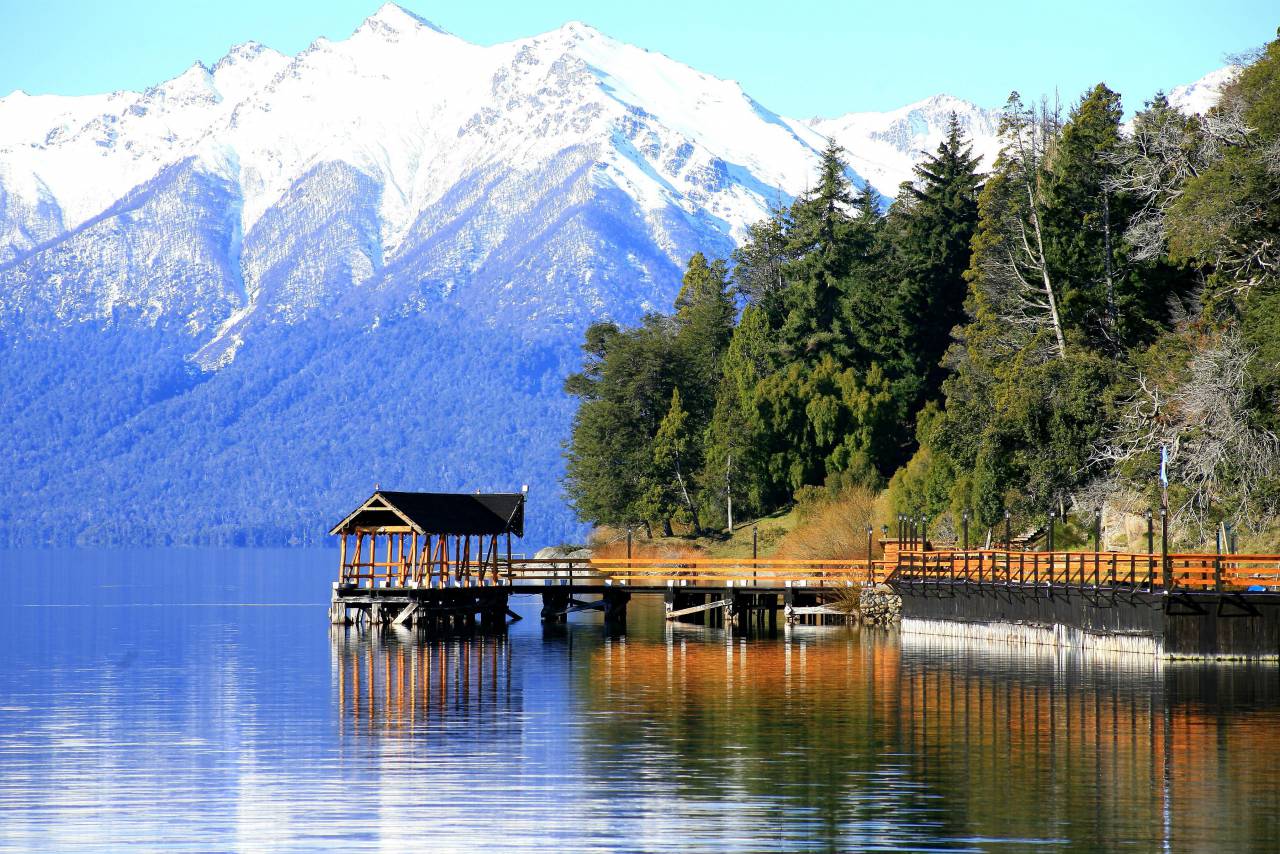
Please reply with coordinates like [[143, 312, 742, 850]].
[[329, 547, 1280, 635], [335, 549, 1280, 593]]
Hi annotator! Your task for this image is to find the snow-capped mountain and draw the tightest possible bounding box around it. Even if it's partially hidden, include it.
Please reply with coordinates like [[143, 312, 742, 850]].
[[1167, 65, 1240, 116], [0, 4, 831, 353], [807, 95, 1002, 195], [0, 5, 1237, 547]]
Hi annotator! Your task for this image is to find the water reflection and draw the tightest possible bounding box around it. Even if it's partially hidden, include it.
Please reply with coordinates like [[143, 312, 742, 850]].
[[1, 550, 1278, 852], [332, 628, 515, 734], [334, 616, 1280, 851]]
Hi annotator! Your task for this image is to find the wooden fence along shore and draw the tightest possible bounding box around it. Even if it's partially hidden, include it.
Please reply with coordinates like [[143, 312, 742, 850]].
[[332, 542, 1280, 595], [328, 490, 1280, 658]]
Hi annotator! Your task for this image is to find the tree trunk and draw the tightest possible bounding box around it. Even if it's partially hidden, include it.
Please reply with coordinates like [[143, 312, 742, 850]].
[[725, 452, 734, 534], [1026, 182, 1067, 359], [673, 457, 700, 535], [662, 518, 674, 538], [1102, 191, 1116, 340]]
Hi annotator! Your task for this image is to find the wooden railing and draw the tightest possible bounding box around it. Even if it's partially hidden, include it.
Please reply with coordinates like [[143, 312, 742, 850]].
[[505, 557, 887, 588], [339, 548, 1280, 593], [893, 549, 1280, 593]]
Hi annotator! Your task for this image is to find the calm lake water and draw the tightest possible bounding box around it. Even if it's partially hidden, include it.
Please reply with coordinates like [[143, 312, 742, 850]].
[[1, 549, 1278, 852]]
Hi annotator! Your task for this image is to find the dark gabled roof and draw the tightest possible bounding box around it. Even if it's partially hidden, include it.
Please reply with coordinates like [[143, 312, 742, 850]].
[[329, 491, 524, 537]]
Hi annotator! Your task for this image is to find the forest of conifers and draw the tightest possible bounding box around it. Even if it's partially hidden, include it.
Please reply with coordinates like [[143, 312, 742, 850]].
[[563, 32, 1280, 549]]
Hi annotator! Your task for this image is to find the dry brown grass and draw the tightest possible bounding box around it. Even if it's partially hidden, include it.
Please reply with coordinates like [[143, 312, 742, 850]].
[[588, 526, 709, 561], [775, 486, 882, 561]]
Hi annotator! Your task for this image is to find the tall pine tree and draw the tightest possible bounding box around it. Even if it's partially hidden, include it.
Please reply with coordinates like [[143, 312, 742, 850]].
[[898, 112, 984, 399], [781, 142, 857, 357]]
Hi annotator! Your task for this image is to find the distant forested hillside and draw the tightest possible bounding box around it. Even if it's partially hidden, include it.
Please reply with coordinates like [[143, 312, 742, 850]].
[[564, 33, 1280, 549], [0, 311, 578, 547]]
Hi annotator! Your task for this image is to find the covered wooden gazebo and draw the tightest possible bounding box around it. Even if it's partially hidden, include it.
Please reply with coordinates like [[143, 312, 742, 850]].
[[330, 490, 525, 588]]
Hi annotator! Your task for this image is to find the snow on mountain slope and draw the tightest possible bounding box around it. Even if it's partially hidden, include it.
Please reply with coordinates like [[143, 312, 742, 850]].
[[0, 5, 1239, 547], [0, 3, 838, 357], [807, 65, 1236, 196], [1167, 65, 1240, 116], [0, 4, 828, 266], [806, 94, 1002, 195]]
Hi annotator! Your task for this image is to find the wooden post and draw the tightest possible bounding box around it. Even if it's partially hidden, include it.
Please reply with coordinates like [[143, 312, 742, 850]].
[[452, 534, 460, 586], [353, 533, 363, 587], [1215, 526, 1223, 591], [397, 533, 405, 585], [410, 532, 419, 584], [440, 535, 449, 586], [1161, 508, 1170, 590], [1146, 509, 1155, 590], [462, 535, 471, 587], [865, 526, 873, 580], [339, 533, 348, 583]]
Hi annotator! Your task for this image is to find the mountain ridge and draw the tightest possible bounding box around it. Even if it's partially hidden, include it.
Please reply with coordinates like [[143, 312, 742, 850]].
[[0, 4, 1232, 547]]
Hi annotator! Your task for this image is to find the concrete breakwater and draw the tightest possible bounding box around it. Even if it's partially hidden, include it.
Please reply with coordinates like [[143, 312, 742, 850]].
[[897, 582, 1280, 660]]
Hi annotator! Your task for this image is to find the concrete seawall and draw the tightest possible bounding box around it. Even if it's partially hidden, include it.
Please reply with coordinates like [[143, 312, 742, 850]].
[[895, 582, 1280, 660]]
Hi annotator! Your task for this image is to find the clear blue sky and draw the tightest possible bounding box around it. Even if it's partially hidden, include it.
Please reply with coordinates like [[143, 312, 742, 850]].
[[0, 1, 1273, 116]]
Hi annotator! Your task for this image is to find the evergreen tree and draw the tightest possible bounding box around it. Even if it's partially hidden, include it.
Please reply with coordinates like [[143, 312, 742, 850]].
[[652, 388, 699, 533], [563, 317, 681, 531], [780, 141, 857, 356], [673, 252, 736, 427], [700, 304, 780, 524], [731, 203, 794, 324], [896, 112, 984, 397], [1041, 83, 1133, 347]]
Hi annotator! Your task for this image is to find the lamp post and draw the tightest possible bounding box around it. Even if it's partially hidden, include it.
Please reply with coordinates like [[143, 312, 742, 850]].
[[962, 510, 970, 551], [1047, 510, 1056, 553], [1004, 510, 1012, 550]]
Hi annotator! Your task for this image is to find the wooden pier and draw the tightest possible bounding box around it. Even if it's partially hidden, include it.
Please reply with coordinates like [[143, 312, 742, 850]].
[[328, 491, 1280, 656]]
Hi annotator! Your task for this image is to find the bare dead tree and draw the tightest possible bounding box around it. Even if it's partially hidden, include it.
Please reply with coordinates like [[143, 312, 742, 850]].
[[977, 93, 1067, 360], [1091, 330, 1280, 537], [1103, 100, 1208, 261]]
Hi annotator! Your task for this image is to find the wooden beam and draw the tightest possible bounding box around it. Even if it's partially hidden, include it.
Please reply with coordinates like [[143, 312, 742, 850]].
[[561, 599, 607, 615], [665, 599, 733, 619], [787, 604, 848, 617], [391, 602, 418, 627]]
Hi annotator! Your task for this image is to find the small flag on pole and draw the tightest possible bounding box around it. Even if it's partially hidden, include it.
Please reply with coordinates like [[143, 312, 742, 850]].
[[1159, 445, 1168, 488]]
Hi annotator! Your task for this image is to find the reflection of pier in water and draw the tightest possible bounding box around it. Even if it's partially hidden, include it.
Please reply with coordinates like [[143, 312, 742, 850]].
[[332, 629, 516, 734], [581, 631, 1280, 849]]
